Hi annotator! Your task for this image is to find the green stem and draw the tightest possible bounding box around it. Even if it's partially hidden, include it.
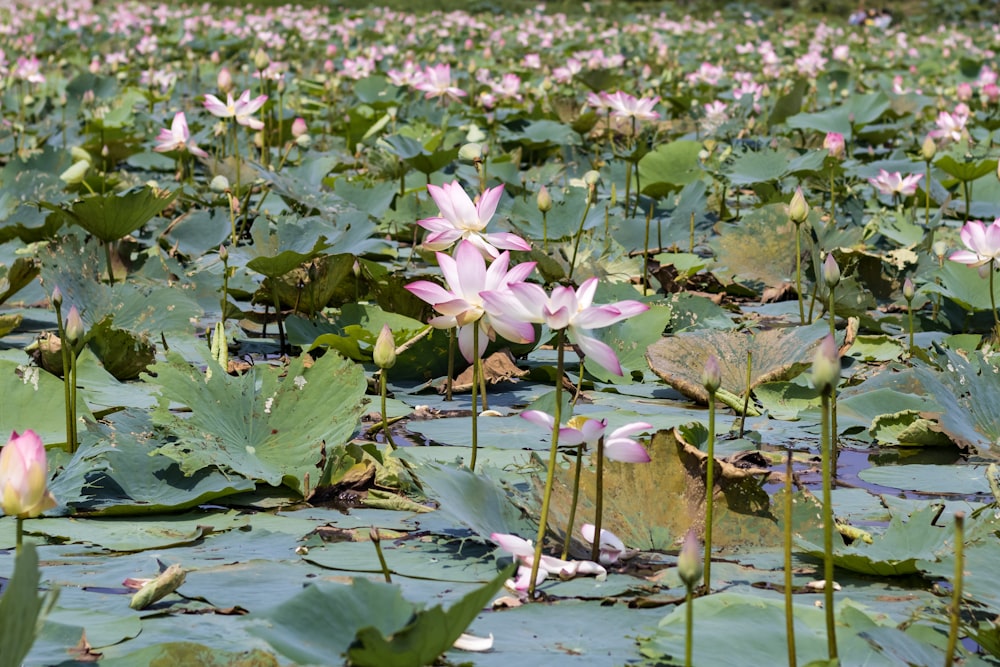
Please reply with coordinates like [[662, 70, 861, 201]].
[[529, 329, 565, 598], [794, 222, 804, 325], [704, 388, 716, 593], [445, 327, 455, 401], [470, 325, 480, 472], [991, 261, 999, 330], [371, 529, 392, 583], [784, 450, 797, 667], [70, 349, 78, 454], [689, 211, 695, 253], [925, 160, 931, 231], [380, 370, 395, 448], [963, 179, 970, 223], [568, 191, 594, 283], [562, 444, 583, 561], [944, 512, 965, 667], [685, 587, 694, 667], [907, 299, 915, 356], [738, 350, 752, 440], [829, 169, 836, 228], [104, 241, 115, 285], [591, 436, 605, 563], [643, 201, 652, 295], [542, 210, 548, 253], [54, 302, 73, 453], [821, 388, 838, 661], [15, 516, 23, 553]]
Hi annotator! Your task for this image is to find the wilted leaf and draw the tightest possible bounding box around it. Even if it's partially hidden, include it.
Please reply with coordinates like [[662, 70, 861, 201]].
[[647, 322, 829, 404]]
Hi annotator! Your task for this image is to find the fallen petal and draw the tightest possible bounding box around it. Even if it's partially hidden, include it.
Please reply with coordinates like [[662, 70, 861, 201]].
[[453, 632, 494, 652]]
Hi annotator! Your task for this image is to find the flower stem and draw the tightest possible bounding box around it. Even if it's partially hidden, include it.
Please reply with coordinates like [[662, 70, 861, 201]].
[[829, 169, 836, 228], [542, 210, 548, 253], [104, 241, 115, 285], [990, 261, 999, 330], [684, 587, 694, 667], [784, 449, 797, 667], [15, 516, 23, 553], [380, 370, 395, 449], [704, 387, 716, 593], [591, 436, 605, 563], [821, 387, 838, 661], [530, 329, 565, 598], [470, 325, 480, 472], [944, 511, 965, 667], [562, 444, 583, 561], [445, 327, 455, 401], [907, 299, 915, 356], [54, 301, 74, 453], [794, 222, 805, 324], [371, 527, 392, 583], [643, 201, 653, 295], [568, 191, 594, 283], [924, 160, 931, 231]]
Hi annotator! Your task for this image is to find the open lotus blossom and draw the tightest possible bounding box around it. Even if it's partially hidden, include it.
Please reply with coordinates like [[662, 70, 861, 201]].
[[491, 532, 606, 591], [0, 430, 56, 518], [481, 277, 648, 375], [580, 524, 627, 565], [604, 90, 660, 123], [950, 218, 1000, 268], [520, 411, 652, 463], [203, 89, 268, 129], [868, 169, 923, 198], [153, 111, 208, 157], [405, 240, 536, 362], [414, 63, 466, 102], [418, 182, 530, 259], [928, 104, 970, 144]]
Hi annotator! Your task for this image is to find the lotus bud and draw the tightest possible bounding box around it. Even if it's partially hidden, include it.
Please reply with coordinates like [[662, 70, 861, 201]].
[[810, 334, 840, 393], [51, 287, 63, 308], [677, 529, 703, 590], [537, 185, 552, 213], [210, 174, 230, 193], [0, 430, 56, 518], [823, 132, 845, 159], [458, 142, 483, 162], [294, 133, 312, 149], [373, 324, 396, 370], [823, 253, 841, 288], [253, 49, 270, 71], [291, 117, 307, 138], [903, 277, 915, 302], [70, 146, 92, 163], [788, 186, 809, 224], [65, 306, 84, 346], [217, 67, 233, 93], [932, 241, 947, 261], [59, 160, 90, 185], [583, 170, 600, 186], [921, 135, 936, 162], [701, 354, 721, 395], [218, 244, 229, 262]]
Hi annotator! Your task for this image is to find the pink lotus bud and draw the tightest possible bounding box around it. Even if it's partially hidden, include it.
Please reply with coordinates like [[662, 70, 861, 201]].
[[823, 132, 845, 159], [65, 305, 84, 345], [810, 335, 840, 393], [291, 117, 307, 138], [217, 67, 233, 93], [0, 430, 56, 518], [677, 529, 703, 590], [702, 354, 721, 394]]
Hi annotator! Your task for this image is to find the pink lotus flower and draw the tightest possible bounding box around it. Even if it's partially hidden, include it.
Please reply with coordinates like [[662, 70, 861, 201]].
[[418, 182, 530, 259], [604, 91, 660, 123], [580, 524, 627, 565], [153, 112, 208, 157], [404, 240, 536, 362], [203, 89, 268, 130], [0, 430, 56, 518], [823, 132, 845, 159], [491, 532, 606, 591], [928, 104, 970, 144], [414, 63, 466, 102], [482, 277, 648, 375], [520, 411, 652, 462], [950, 218, 1000, 268], [868, 169, 923, 198]]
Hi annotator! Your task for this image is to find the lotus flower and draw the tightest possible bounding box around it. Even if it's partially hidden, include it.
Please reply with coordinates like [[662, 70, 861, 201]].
[[950, 218, 1000, 268], [868, 169, 923, 198], [418, 182, 530, 259], [153, 112, 208, 157], [0, 430, 56, 518]]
